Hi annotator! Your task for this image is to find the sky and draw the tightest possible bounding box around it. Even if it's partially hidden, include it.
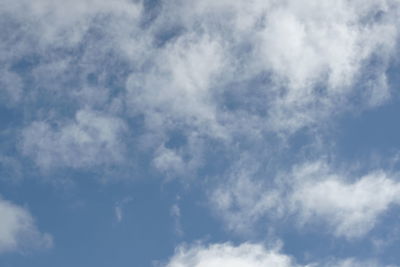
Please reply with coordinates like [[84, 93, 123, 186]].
[[1, 0, 400, 266]]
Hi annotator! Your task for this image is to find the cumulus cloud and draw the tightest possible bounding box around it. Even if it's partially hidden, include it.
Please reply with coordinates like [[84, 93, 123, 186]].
[[20, 109, 127, 171], [0, 197, 52, 253], [165, 242, 390, 267], [165, 243, 296, 267], [211, 160, 400, 239], [290, 162, 400, 238]]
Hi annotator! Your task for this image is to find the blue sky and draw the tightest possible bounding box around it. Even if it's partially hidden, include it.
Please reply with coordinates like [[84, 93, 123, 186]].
[[1, 0, 400, 266]]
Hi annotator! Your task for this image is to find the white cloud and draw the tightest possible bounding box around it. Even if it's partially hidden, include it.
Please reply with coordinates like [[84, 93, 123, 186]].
[[165, 243, 296, 267], [151, 133, 205, 179], [20, 109, 127, 171], [151, 0, 399, 134], [211, 160, 400, 239], [1, 0, 142, 48], [210, 160, 282, 234], [153, 146, 185, 177], [165, 242, 392, 267], [1, 0, 400, 263], [126, 32, 228, 139], [1, 0, 399, 173], [257, 0, 397, 132], [0, 197, 52, 253], [290, 162, 400, 238], [0, 0, 147, 116]]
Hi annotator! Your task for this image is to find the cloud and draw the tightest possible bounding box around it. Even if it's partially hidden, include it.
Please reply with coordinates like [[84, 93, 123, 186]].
[[211, 160, 400, 239], [152, 0, 399, 134], [1, 0, 400, 264], [210, 159, 282, 234], [126, 32, 228, 139], [164, 242, 391, 267], [165, 243, 296, 267], [290, 162, 400, 238], [0, 196, 52, 253], [114, 197, 133, 223], [170, 203, 183, 237], [0, 0, 142, 48], [151, 134, 205, 179], [1, 0, 399, 174], [20, 109, 127, 171], [153, 146, 185, 176]]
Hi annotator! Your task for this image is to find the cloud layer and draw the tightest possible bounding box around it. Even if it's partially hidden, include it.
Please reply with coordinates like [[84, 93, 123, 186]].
[[1, 0, 398, 174]]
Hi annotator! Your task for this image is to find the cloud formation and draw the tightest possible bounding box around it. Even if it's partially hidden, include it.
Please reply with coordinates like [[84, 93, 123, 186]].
[[291, 162, 400, 238], [2, 0, 400, 260], [0, 196, 52, 253], [21, 109, 127, 170], [165, 242, 389, 267], [2, 0, 397, 173], [1, 0, 400, 265], [147, 0, 399, 135], [211, 161, 400, 239], [165, 243, 296, 267]]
